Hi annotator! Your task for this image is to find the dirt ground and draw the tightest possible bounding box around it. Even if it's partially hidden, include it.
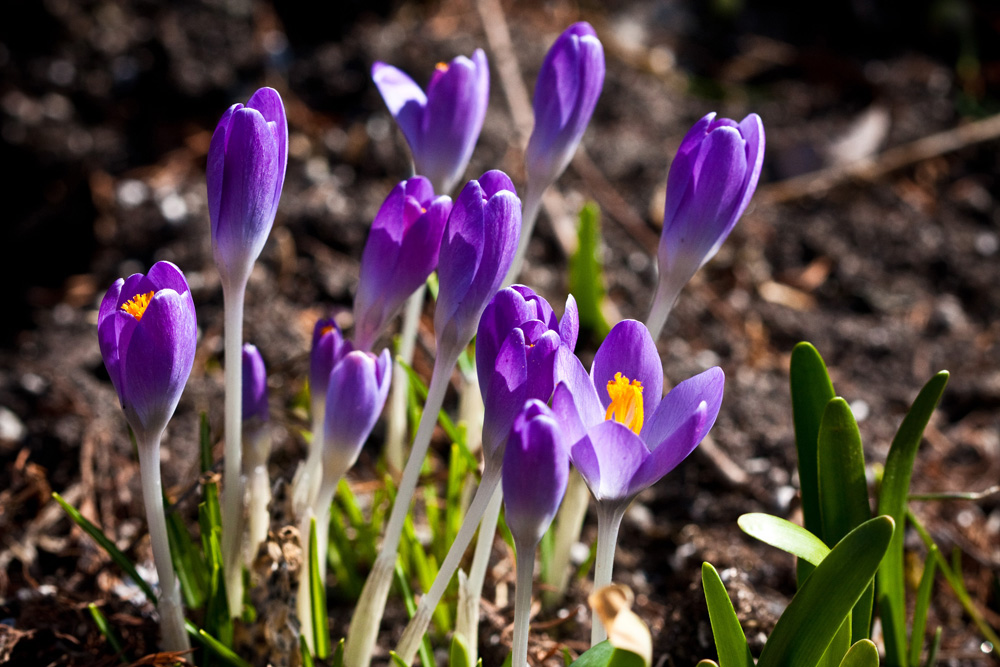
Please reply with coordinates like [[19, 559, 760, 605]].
[[1, 0, 999, 665]]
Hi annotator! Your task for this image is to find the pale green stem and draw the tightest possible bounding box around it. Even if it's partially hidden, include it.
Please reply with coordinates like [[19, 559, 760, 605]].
[[136, 430, 190, 653], [504, 179, 545, 287], [297, 480, 339, 654], [384, 285, 426, 474], [244, 424, 271, 568], [591, 502, 626, 645], [455, 482, 503, 664], [543, 468, 590, 606], [222, 277, 247, 618], [343, 349, 458, 667], [645, 267, 689, 341], [511, 537, 538, 667], [296, 506, 316, 652], [395, 466, 503, 663], [292, 411, 324, 521]]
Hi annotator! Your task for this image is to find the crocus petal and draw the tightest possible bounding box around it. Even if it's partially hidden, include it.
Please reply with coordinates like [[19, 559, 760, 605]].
[[641, 366, 724, 447], [322, 349, 392, 478], [558, 294, 579, 352], [246, 86, 288, 221], [570, 420, 649, 502], [207, 104, 240, 230], [551, 381, 590, 449], [481, 328, 528, 461], [242, 343, 269, 423], [310, 319, 351, 417], [629, 402, 707, 496], [476, 287, 534, 392], [591, 320, 663, 416], [523, 330, 561, 404], [372, 62, 427, 150], [98, 278, 126, 401], [553, 345, 604, 428]]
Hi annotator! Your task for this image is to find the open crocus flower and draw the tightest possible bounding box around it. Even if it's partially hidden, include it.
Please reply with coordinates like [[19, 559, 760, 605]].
[[372, 51, 489, 194], [98, 261, 198, 443], [353, 177, 451, 351], [647, 113, 764, 339], [207, 87, 288, 287]]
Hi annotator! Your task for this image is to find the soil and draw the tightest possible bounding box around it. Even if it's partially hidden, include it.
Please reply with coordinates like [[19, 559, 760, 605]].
[[1, 1, 999, 666]]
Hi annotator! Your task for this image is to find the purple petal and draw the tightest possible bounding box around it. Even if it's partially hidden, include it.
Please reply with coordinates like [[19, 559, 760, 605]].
[[524, 329, 561, 404], [641, 366, 724, 448], [372, 62, 427, 151], [591, 320, 663, 415], [570, 420, 648, 502], [481, 328, 528, 461], [476, 287, 534, 392], [553, 345, 604, 428], [98, 278, 126, 402], [551, 381, 590, 449], [242, 343, 269, 422], [323, 351, 390, 475], [246, 87, 288, 221], [206, 104, 240, 232], [630, 402, 708, 495], [558, 294, 579, 351]]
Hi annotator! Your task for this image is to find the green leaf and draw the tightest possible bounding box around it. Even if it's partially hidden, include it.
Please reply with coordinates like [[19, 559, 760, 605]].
[[756, 516, 894, 667], [568, 201, 610, 338], [194, 628, 253, 667], [877, 371, 949, 667], [923, 627, 942, 667], [300, 635, 316, 667], [450, 632, 472, 667], [330, 638, 345, 667], [398, 357, 464, 445], [87, 603, 129, 664], [737, 513, 830, 566], [908, 545, 938, 666], [202, 527, 232, 648], [838, 639, 879, 667], [309, 517, 331, 658], [696, 662, 721, 667], [701, 563, 754, 667], [569, 640, 646, 667], [51, 492, 156, 602], [166, 506, 208, 609], [790, 342, 836, 538], [818, 617, 851, 667]]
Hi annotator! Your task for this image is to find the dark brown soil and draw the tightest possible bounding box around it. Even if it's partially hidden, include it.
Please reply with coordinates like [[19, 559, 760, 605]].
[[2, 1, 999, 666]]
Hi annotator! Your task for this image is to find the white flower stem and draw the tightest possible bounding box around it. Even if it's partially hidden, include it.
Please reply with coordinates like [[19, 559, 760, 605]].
[[385, 284, 426, 474], [504, 179, 545, 287], [394, 466, 503, 663], [292, 411, 324, 521], [136, 430, 190, 653], [343, 349, 458, 667], [455, 481, 503, 664], [222, 277, 247, 618], [591, 503, 626, 645], [543, 468, 590, 606], [511, 537, 538, 667], [296, 479, 339, 654], [645, 272, 683, 341], [244, 425, 271, 568]]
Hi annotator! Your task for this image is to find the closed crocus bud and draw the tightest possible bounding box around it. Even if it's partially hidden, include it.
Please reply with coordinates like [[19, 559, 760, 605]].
[[502, 400, 569, 546], [241, 343, 268, 424], [648, 113, 764, 338], [207, 87, 288, 286], [354, 177, 452, 350], [373, 51, 489, 194], [310, 318, 353, 422], [322, 349, 393, 481], [525, 22, 605, 189], [98, 261, 198, 442], [435, 170, 521, 358]]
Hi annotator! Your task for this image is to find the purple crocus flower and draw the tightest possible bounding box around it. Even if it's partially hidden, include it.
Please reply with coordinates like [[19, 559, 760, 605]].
[[242, 343, 268, 423], [98, 261, 198, 441], [207, 87, 288, 286], [372, 51, 489, 194], [552, 320, 725, 503], [525, 22, 605, 189], [322, 349, 393, 480], [435, 170, 521, 359], [354, 177, 452, 351], [476, 286, 578, 461], [648, 113, 764, 338], [310, 318, 353, 422]]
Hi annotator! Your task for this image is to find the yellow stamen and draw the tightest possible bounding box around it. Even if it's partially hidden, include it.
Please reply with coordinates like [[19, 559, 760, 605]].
[[320, 324, 336, 337], [435, 62, 449, 72], [121, 291, 155, 321], [605, 372, 644, 435]]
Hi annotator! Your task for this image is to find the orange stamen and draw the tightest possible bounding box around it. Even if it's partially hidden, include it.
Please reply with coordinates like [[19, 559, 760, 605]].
[[435, 62, 449, 72], [121, 291, 155, 321], [605, 372, 644, 435]]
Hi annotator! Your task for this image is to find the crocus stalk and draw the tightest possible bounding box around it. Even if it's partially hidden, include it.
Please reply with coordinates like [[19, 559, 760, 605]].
[[343, 172, 520, 667], [241, 343, 270, 567], [646, 113, 764, 339], [503, 401, 569, 667], [207, 86, 288, 616], [292, 319, 352, 520], [395, 286, 577, 663], [297, 349, 391, 653], [97, 261, 197, 652], [550, 320, 725, 644], [507, 22, 605, 284], [372, 51, 489, 195]]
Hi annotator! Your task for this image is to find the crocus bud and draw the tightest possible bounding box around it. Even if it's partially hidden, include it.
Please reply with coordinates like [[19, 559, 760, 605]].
[[372, 51, 489, 194], [525, 22, 605, 189], [98, 261, 198, 442], [241, 343, 268, 423], [434, 171, 521, 357], [502, 400, 569, 545], [310, 318, 353, 423], [207, 87, 288, 286], [476, 286, 578, 460], [322, 349, 393, 481], [354, 177, 452, 350], [649, 113, 764, 336]]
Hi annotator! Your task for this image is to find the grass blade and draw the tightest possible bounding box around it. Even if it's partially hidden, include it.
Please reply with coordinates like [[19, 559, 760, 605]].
[[790, 342, 836, 538], [309, 517, 331, 658], [194, 627, 252, 667], [701, 563, 754, 667], [166, 507, 208, 609], [88, 602, 129, 664], [908, 545, 938, 666], [737, 513, 830, 566]]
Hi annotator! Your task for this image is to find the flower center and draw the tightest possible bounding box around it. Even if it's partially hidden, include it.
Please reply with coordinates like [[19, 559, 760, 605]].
[[605, 372, 644, 435], [121, 291, 154, 321], [435, 62, 449, 73], [320, 324, 336, 337]]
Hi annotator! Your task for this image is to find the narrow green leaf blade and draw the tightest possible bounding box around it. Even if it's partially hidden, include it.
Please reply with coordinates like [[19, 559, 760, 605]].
[[817, 397, 871, 546], [195, 628, 253, 667], [450, 632, 472, 667], [568, 201, 610, 338], [569, 640, 645, 667], [757, 516, 894, 667], [908, 546, 938, 666], [737, 513, 830, 566], [309, 517, 331, 658], [331, 638, 345, 667], [166, 507, 207, 609], [790, 342, 836, 537], [300, 636, 316, 667], [88, 603, 129, 664], [877, 371, 949, 667], [818, 616, 851, 667], [701, 563, 753, 667], [838, 639, 879, 667]]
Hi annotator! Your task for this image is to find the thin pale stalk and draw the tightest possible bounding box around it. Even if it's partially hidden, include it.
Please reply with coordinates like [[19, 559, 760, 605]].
[[511, 537, 538, 667], [455, 482, 503, 664], [292, 412, 325, 521], [395, 466, 503, 662], [543, 468, 590, 606], [221, 278, 247, 618], [504, 180, 544, 287], [645, 270, 685, 340], [244, 425, 271, 568], [343, 349, 458, 667], [385, 285, 426, 474], [136, 430, 190, 653], [297, 480, 339, 654], [591, 502, 626, 645]]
